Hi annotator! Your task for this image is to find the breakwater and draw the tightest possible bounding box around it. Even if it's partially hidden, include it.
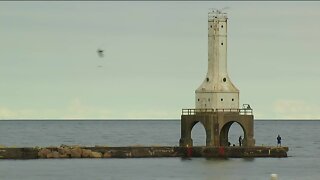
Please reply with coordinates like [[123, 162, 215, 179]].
[[0, 145, 288, 159]]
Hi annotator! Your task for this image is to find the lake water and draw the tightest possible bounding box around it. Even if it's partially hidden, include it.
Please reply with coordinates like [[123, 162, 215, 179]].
[[0, 120, 319, 180]]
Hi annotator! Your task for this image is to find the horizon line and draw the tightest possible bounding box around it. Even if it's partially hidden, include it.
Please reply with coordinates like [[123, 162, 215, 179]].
[[0, 118, 320, 121]]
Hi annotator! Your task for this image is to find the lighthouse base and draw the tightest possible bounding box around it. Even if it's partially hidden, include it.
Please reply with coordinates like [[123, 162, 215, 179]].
[[179, 109, 255, 147]]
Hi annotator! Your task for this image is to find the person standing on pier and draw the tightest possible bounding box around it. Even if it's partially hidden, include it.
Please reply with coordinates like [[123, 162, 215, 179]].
[[238, 136, 242, 146], [277, 135, 282, 147]]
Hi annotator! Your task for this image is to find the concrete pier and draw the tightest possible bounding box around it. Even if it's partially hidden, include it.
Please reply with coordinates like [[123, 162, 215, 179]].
[[0, 146, 288, 159]]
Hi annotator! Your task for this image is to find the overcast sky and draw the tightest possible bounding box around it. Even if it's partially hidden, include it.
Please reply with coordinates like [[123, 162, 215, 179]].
[[0, 1, 319, 120]]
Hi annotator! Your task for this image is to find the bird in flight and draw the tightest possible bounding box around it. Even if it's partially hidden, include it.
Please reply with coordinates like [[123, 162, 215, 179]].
[[97, 49, 104, 58]]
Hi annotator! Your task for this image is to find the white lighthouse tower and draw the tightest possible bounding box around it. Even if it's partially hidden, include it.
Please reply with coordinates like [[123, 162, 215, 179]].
[[180, 10, 255, 147], [195, 9, 239, 110]]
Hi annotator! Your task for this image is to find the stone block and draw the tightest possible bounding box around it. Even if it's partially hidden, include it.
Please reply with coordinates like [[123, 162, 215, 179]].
[[52, 151, 60, 158], [82, 149, 92, 158], [103, 152, 112, 158], [91, 151, 102, 158], [70, 148, 82, 158], [38, 148, 51, 158]]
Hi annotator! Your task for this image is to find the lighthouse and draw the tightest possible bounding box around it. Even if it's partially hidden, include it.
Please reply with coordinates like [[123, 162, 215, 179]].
[[195, 9, 239, 110], [179, 9, 255, 147]]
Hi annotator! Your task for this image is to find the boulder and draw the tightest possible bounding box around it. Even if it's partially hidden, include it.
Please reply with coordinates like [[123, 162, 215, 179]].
[[51, 151, 60, 158], [103, 152, 112, 158], [46, 152, 53, 158], [38, 148, 51, 158], [46, 151, 60, 158], [70, 147, 82, 158], [58, 147, 71, 157], [59, 153, 69, 158], [82, 149, 92, 158], [91, 151, 102, 158]]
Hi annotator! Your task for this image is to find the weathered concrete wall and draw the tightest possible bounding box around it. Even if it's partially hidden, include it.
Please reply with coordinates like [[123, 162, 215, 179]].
[[0, 147, 38, 159], [195, 11, 239, 110], [0, 146, 288, 159], [201, 146, 289, 158], [180, 113, 255, 147]]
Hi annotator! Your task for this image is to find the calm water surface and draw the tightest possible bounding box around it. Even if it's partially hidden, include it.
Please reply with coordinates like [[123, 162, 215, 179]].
[[0, 120, 319, 180]]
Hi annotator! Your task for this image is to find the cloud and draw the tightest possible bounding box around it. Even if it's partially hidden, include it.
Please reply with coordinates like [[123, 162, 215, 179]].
[[273, 99, 320, 119]]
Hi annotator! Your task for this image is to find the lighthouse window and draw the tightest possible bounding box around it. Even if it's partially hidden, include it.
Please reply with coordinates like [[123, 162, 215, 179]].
[[210, 25, 212, 28], [221, 98, 223, 101], [208, 98, 210, 102], [232, 98, 234, 101], [221, 25, 223, 28], [198, 98, 200, 101], [221, 42, 223, 45], [223, 78, 226, 82], [206, 77, 209, 82]]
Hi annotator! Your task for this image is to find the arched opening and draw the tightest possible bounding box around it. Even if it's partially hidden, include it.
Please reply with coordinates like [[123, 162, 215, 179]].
[[220, 121, 245, 147], [228, 122, 245, 147], [191, 121, 207, 146]]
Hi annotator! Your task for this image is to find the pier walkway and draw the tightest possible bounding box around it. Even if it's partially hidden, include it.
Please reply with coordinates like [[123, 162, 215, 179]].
[[0, 146, 288, 159]]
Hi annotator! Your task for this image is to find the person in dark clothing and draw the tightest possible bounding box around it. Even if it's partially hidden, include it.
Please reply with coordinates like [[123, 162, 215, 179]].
[[277, 135, 282, 147], [238, 136, 242, 146]]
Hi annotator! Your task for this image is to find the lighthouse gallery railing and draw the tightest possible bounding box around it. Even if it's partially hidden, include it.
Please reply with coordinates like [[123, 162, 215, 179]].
[[182, 108, 253, 115]]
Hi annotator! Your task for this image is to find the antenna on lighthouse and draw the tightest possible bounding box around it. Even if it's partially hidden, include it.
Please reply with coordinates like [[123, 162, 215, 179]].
[[208, 7, 229, 19], [209, 7, 229, 14]]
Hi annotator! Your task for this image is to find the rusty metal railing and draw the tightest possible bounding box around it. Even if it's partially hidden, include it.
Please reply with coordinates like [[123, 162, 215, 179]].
[[182, 108, 253, 115]]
